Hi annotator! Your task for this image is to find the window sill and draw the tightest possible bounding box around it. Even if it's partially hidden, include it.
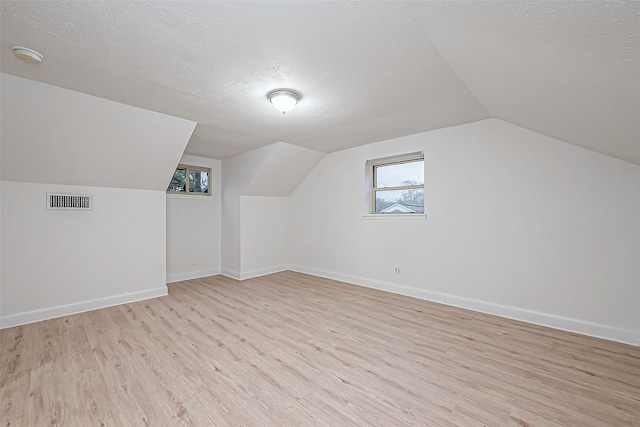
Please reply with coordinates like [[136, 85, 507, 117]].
[[166, 192, 212, 198], [362, 213, 426, 220]]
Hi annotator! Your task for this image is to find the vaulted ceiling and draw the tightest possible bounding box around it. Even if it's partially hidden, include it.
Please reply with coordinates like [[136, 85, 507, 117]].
[[1, 1, 638, 164]]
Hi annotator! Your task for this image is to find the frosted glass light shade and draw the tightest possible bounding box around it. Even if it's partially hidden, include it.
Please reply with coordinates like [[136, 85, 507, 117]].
[[267, 89, 301, 114]]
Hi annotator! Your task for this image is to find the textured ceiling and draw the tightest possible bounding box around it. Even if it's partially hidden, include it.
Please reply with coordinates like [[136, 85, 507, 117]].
[[411, 1, 640, 165], [1, 1, 638, 163]]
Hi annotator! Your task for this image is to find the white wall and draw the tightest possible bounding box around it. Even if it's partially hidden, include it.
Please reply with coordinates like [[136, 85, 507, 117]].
[[221, 146, 273, 278], [240, 196, 287, 279], [166, 155, 222, 282], [1, 182, 167, 327], [221, 142, 324, 279], [0, 75, 196, 327], [0, 86, 2, 312], [287, 119, 640, 345]]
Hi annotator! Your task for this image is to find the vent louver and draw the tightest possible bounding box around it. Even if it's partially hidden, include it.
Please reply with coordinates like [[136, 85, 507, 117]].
[[47, 193, 92, 210]]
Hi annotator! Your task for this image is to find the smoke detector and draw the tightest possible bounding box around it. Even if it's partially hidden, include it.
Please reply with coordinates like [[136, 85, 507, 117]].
[[12, 46, 44, 64]]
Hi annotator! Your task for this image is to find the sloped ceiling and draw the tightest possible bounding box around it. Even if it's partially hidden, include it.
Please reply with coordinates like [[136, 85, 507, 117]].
[[1, 74, 196, 190], [242, 142, 326, 197], [222, 141, 325, 197], [411, 1, 640, 165], [1, 1, 638, 164]]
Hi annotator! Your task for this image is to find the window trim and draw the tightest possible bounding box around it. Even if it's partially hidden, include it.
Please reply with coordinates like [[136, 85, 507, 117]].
[[167, 164, 212, 196], [365, 151, 424, 215]]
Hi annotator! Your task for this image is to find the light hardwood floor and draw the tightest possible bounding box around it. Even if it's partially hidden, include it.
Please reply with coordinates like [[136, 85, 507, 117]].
[[2, 271, 639, 426]]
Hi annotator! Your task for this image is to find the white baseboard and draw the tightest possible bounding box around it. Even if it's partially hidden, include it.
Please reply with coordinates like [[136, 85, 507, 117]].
[[221, 268, 241, 280], [220, 265, 288, 281], [167, 268, 220, 283], [239, 265, 288, 281], [0, 286, 168, 329], [287, 264, 639, 347]]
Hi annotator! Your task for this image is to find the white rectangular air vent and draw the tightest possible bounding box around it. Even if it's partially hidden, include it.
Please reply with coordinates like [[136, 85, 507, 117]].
[[47, 193, 92, 210]]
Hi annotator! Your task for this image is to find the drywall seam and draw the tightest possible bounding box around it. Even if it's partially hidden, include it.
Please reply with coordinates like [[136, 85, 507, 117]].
[[0, 286, 168, 329]]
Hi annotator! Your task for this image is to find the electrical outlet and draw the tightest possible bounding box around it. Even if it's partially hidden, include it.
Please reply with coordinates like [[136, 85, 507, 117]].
[[395, 267, 400, 274]]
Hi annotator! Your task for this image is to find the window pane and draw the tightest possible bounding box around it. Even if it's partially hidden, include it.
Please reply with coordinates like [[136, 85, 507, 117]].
[[189, 169, 209, 193], [375, 160, 424, 188], [168, 168, 187, 192], [375, 189, 424, 213]]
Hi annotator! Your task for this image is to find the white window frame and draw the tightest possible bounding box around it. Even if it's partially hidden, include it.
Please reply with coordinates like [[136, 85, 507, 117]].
[[167, 164, 212, 196], [365, 151, 425, 217]]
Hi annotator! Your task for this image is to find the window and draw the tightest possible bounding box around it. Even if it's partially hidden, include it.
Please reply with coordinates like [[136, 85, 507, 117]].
[[366, 152, 424, 214], [167, 164, 211, 195]]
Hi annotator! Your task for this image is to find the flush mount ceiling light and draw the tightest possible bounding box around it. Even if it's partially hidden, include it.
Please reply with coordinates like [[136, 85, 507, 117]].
[[12, 46, 44, 64], [267, 89, 301, 115]]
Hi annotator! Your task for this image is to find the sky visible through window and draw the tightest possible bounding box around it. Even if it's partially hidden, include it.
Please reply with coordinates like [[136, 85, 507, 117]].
[[374, 159, 424, 213], [376, 161, 424, 188]]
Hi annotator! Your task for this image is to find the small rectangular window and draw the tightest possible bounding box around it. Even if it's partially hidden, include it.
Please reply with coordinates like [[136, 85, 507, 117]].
[[167, 164, 211, 196], [366, 152, 424, 214]]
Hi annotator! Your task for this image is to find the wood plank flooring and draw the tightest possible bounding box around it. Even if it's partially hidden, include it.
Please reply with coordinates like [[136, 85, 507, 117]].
[[2, 271, 639, 426]]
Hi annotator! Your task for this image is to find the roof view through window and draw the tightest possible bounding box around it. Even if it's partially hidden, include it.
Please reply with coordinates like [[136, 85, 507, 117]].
[[374, 159, 424, 213]]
